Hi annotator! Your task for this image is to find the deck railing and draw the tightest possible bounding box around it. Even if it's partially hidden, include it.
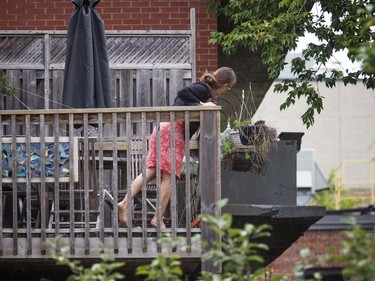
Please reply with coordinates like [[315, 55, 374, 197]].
[[0, 106, 221, 271]]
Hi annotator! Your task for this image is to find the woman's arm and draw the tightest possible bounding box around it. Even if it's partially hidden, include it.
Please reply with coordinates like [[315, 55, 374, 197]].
[[175, 82, 212, 106]]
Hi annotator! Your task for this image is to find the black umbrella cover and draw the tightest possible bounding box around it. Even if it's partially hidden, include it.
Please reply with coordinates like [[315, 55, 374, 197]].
[[62, 0, 112, 109]]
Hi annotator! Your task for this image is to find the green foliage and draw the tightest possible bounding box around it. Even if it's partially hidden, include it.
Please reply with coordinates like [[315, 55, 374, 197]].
[[0, 75, 16, 97], [51, 245, 125, 281], [135, 234, 186, 281], [199, 199, 281, 281], [136, 255, 183, 281], [312, 171, 364, 210], [292, 219, 375, 280], [313, 187, 363, 211], [221, 134, 236, 157], [356, 5, 375, 75], [232, 118, 252, 128], [325, 218, 375, 281], [357, 42, 375, 74], [293, 248, 323, 281], [207, 0, 375, 128], [50, 204, 375, 281]]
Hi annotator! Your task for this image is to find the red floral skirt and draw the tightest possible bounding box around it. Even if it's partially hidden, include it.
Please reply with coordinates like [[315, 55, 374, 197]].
[[146, 122, 185, 178]]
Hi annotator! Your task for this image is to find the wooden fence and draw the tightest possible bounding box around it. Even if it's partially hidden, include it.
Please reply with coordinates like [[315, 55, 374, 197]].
[[0, 9, 196, 111]]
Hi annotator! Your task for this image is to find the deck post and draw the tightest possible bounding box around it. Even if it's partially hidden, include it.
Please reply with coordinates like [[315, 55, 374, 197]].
[[199, 108, 221, 273]]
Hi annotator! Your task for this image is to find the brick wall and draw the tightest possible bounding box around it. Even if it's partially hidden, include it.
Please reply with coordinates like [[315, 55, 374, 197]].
[[0, 0, 218, 76], [269, 230, 345, 280]]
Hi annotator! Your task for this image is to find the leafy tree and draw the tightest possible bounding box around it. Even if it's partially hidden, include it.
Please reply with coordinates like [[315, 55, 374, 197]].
[[357, 5, 375, 74], [207, 0, 375, 127]]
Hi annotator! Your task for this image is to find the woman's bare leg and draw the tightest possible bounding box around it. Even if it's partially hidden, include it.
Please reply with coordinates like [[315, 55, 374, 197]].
[[118, 167, 156, 226], [150, 171, 172, 228]]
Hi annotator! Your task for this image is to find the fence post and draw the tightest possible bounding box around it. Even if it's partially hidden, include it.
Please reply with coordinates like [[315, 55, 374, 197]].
[[199, 108, 221, 273]]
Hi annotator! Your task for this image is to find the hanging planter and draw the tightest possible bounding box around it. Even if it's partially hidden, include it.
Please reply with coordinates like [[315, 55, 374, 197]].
[[223, 120, 277, 174], [224, 149, 268, 174], [239, 124, 260, 145], [221, 86, 277, 175], [229, 130, 249, 149]]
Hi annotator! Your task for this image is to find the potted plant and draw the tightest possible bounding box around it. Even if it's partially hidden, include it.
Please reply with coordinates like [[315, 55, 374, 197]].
[[221, 89, 277, 175]]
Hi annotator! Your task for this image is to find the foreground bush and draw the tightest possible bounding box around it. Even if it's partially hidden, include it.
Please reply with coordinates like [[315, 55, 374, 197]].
[[51, 200, 375, 281]]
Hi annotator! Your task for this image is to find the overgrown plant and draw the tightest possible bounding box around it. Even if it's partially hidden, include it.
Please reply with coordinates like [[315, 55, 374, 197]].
[[221, 121, 277, 175], [221, 88, 277, 175]]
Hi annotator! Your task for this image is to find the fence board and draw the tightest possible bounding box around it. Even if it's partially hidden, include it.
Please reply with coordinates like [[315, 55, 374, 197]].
[[8, 70, 21, 111], [23, 70, 36, 109], [169, 69, 184, 105], [52, 70, 64, 109], [152, 69, 167, 106], [119, 69, 133, 108], [110, 69, 117, 108], [136, 69, 151, 107]]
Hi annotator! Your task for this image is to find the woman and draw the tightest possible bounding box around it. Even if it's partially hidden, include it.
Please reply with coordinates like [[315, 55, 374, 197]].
[[118, 67, 236, 228]]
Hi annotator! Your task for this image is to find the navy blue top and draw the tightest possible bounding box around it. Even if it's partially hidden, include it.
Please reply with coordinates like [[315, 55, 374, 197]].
[[173, 81, 212, 138], [173, 81, 212, 106]]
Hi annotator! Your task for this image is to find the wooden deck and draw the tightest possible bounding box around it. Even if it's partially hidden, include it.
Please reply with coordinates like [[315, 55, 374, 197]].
[[0, 107, 221, 273]]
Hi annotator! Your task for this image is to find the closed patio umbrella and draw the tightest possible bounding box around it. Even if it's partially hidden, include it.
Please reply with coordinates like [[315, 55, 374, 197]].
[[62, 0, 112, 109]]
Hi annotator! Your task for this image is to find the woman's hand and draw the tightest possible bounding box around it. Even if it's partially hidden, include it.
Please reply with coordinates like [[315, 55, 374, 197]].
[[199, 101, 217, 106]]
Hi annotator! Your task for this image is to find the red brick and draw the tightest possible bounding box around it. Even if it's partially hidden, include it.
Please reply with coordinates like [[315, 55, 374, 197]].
[[105, 19, 124, 26], [163, 19, 184, 26], [130, 2, 150, 8], [18, 3, 36, 10], [46, 20, 66, 26], [7, 21, 22, 27], [150, 25, 170, 30], [54, 14, 70, 21], [37, 14, 55, 20], [148, 12, 167, 19], [133, 13, 151, 19], [170, 12, 189, 19], [141, 19, 161, 26], [160, 7, 180, 14], [54, 26, 67, 31], [0, 15, 16, 21], [26, 20, 46, 28]]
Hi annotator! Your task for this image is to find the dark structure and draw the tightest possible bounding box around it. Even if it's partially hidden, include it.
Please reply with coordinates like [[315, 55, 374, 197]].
[[222, 134, 325, 265]]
